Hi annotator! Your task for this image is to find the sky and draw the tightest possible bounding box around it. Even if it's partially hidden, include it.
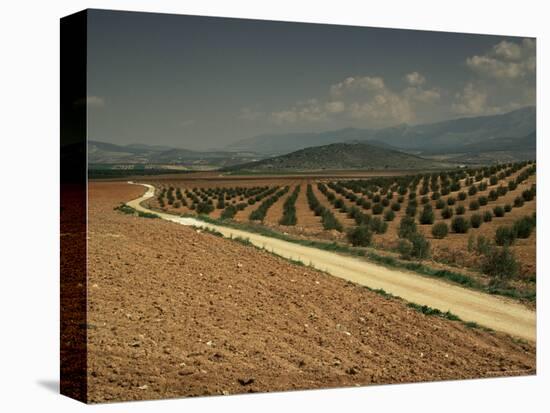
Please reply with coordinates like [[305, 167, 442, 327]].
[[87, 9, 536, 150]]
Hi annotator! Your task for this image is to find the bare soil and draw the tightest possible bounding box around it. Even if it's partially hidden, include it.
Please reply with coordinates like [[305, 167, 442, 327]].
[[87, 182, 535, 403]]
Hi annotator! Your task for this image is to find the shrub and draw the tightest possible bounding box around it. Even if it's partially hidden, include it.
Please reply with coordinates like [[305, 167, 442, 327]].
[[446, 196, 456, 206], [419, 207, 435, 225], [431, 222, 449, 239], [321, 209, 343, 232], [469, 200, 480, 211], [384, 209, 395, 221], [372, 203, 384, 215], [435, 199, 445, 209], [196, 202, 214, 214], [406, 204, 417, 217], [483, 211, 493, 222], [347, 225, 372, 247], [398, 233, 430, 260], [504, 203, 512, 212], [478, 196, 488, 206], [451, 216, 470, 233], [369, 217, 388, 234], [279, 186, 300, 226], [513, 216, 535, 239], [381, 198, 390, 207], [421, 196, 430, 204], [497, 186, 508, 196], [455, 205, 465, 215], [220, 205, 237, 220], [391, 202, 401, 211], [470, 214, 482, 228], [398, 216, 417, 239], [522, 188, 535, 202], [441, 206, 454, 219], [493, 206, 505, 217], [431, 192, 441, 200], [481, 246, 519, 285], [514, 196, 524, 208], [458, 191, 467, 201], [495, 226, 516, 246], [468, 185, 478, 196], [475, 236, 493, 256]]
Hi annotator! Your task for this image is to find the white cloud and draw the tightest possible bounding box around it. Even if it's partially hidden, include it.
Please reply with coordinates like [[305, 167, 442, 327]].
[[452, 38, 536, 116], [451, 83, 523, 116], [466, 38, 535, 80], [330, 76, 386, 97], [270, 99, 328, 124], [348, 94, 414, 124], [451, 83, 489, 115], [325, 101, 345, 113], [270, 72, 441, 127], [405, 72, 426, 86], [493, 41, 522, 61], [403, 86, 441, 104]]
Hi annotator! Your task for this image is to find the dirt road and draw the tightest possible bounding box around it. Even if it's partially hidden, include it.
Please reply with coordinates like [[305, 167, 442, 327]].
[[127, 182, 536, 341]]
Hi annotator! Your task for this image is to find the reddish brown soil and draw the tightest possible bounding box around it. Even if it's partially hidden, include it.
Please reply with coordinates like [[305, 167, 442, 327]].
[[87, 182, 535, 403]]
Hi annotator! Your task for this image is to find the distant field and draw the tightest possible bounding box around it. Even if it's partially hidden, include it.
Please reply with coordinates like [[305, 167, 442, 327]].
[[139, 162, 536, 300]]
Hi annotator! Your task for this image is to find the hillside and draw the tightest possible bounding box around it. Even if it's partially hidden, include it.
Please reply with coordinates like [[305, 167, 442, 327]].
[[225, 142, 453, 172], [88, 140, 265, 167], [226, 106, 535, 158]]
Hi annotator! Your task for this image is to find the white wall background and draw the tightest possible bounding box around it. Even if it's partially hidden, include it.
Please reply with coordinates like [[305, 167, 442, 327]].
[[0, 0, 547, 411]]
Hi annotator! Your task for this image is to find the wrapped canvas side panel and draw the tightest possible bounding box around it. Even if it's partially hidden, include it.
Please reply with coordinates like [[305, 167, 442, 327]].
[[60, 9, 88, 403]]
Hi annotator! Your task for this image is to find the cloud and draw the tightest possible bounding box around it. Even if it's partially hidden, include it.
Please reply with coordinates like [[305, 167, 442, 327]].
[[466, 38, 535, 80], [451, 83, 524, 116], [451, 83, 489, 115], [270, 72, 440, 127], [405, 72, 426, 86], [452, 38, 536, 116], [325, 101, 345, 113], [403, 86, 441, 104], [330, 76, 385, 97], [348, 94, 414, 124], [270, 99, 328, 124]]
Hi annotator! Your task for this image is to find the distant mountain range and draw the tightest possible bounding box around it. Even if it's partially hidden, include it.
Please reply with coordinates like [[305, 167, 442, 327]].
[[225, 142, 453, 172], [88, 140, 265, 168], [89, 106, 535, 170], [226, 106, 536, 160]]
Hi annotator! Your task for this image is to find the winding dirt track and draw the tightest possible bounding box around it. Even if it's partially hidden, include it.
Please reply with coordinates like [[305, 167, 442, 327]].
[[127, 183, 536, 341]]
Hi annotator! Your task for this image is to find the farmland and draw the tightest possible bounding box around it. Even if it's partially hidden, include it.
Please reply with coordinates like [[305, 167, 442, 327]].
[[86, 181, 536, 402], [141, 162, 536, 300]]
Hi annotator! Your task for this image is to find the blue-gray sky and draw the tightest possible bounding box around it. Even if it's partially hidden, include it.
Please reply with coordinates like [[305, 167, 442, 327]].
[[87, 9, 536, 150]]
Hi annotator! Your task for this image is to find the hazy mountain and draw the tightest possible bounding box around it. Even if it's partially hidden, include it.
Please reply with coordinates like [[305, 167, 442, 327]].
[[87, 140, 265, 167], [225, 142, 454, 172], [226, 106, 535, 156], [125, 143, 174, 152]]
